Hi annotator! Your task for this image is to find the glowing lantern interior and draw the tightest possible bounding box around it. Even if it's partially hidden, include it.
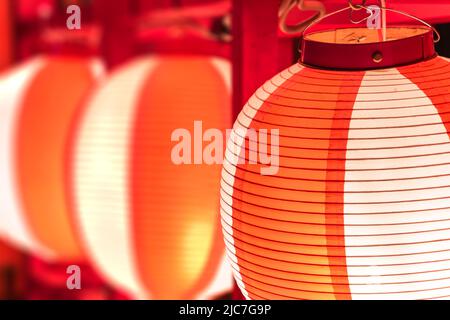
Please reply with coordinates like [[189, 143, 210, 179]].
[[73, 56, 233, 299], [0, 56, 103, 260]]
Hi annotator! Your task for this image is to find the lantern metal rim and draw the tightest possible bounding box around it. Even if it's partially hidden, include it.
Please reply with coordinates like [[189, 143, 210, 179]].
[[300, 26, 436, 71]]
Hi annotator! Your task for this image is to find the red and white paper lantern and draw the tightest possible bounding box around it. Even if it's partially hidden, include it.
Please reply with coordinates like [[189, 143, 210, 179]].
[[71, 55, 233, 299], [0, 56, 103, 261], [222, 26, 450, 300]]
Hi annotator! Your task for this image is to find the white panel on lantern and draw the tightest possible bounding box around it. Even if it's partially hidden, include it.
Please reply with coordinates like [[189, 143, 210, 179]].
[[344, 68, 450, 300], [74, 57, 156, 299], [0, 57, 53, 258]]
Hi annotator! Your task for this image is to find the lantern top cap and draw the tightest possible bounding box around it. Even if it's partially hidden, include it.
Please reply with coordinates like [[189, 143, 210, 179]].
[[300, 26, 436, 71]]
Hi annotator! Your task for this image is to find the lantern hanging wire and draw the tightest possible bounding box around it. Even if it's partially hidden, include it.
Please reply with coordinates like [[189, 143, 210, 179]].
[[302, 0, 441, 44]]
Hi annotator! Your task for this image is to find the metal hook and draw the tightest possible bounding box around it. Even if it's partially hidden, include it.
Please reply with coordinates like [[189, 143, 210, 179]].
[[303, 2, 441, 44], [349, 0, 372, 24], [350, 8, 374, 24], [355, 5, 441, 43], [348, 0, 367, 11], [279, 0, 326, 35]]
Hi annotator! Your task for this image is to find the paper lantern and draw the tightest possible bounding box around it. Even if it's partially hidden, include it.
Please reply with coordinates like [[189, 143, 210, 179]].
[[221, 25, 450, 299], [71, 55, 234, 299], [0, 56, 104, 260]]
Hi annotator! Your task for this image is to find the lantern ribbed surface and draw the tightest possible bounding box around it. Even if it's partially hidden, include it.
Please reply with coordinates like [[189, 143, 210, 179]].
[[221, 55, 450, 300], [71, 55, 233, 299], [0, 56, 103, 260]]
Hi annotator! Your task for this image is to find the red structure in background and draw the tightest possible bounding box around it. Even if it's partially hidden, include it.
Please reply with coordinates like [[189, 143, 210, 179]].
[[26, 257, 129, 300], [0, 0, 14, 70], [0, 0, 25, 302], [135, 1, 231, 58], [0, 241, 25, 299]]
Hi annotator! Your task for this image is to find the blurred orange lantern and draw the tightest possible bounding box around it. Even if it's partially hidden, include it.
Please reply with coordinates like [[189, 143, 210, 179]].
[[0, 56, 104, 261], [70, 55, 234, 299], [222, 15, 450, 299]]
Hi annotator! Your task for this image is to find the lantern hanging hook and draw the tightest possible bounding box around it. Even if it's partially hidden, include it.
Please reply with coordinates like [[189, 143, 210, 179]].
[[303, 3, 441, 43], [349, 9, 373, 25], [279, 0, 326, 36], [349, 0, 377, 25], [348, 0, 386, 41], [348, 0, 367, 11]]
